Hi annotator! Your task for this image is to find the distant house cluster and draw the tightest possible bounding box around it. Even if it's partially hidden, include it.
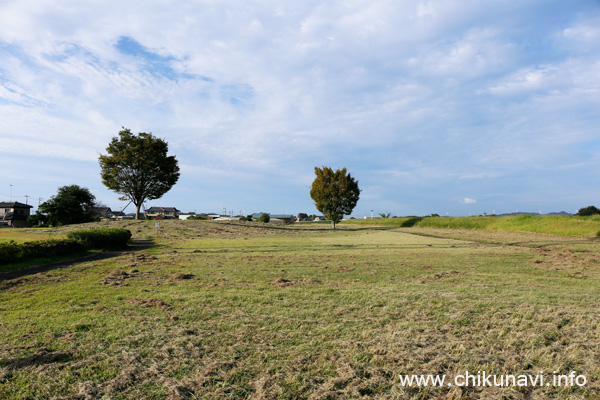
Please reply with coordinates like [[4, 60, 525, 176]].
[[1, 199, 328, 228], [99, 207, 323, 225]]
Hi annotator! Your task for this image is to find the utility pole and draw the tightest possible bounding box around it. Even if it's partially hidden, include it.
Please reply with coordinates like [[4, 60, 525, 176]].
[[9, 184, 12, 202], [25, 195, 29, 205]]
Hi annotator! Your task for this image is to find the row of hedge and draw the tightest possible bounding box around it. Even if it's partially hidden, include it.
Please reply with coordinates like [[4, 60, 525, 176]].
[[0, 228, 132, 265], [67, 227, 132, 250], [0, 239, 84, 265]]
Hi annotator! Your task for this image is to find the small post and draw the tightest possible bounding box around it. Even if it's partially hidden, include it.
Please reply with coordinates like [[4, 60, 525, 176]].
[[155, 221, 160, 237]]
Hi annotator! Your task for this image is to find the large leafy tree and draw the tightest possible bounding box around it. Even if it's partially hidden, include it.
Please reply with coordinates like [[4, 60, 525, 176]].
[[310, 166, 360, 229], [99, 128, 180, 219], [38, 185, 96, 226]]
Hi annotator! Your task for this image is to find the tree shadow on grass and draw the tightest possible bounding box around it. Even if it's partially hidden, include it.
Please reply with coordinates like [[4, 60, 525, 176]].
[[0, 349, 72, 370]]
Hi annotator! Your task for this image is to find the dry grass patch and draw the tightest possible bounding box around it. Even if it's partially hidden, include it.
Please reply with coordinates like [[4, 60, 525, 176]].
[[125, 297, 173, 310]]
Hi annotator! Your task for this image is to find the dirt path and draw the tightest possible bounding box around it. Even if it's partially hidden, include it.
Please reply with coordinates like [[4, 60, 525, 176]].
[[0, 239, 154, 281]]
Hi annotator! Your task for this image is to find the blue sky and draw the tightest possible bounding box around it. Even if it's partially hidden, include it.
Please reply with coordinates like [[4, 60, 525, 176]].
[[1, 0, 600, 217]]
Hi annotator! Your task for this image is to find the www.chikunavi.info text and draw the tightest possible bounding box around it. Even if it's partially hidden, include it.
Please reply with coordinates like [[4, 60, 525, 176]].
[[399, 371, 587, 387]]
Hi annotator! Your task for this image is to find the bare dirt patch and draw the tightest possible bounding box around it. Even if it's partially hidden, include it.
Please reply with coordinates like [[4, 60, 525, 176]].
[[430, 269, 464, 279], [125, 298, 172, 310], [101, 270, 136, 286], [0, 276, 31, 290], [128, 252, 157, 267], [0, 273, 68, 291], [532, 248, 600, 270], [169, 273, 195, 280], [271, 277, 319, 287]]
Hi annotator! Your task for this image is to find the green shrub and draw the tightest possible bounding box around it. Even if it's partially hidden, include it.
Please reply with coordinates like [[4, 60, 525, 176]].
[[67, 227, 132, 250], [257, 213, 270, 223], [19, 239, 84, 259], [0, 240, 20, 264], [577, 205, 600, 216]]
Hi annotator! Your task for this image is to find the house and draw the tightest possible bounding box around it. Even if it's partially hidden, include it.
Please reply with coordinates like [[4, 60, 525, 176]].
[[94, 206, 113, 219], [271, 214, 296, 224], [213, 216, 242, 221], [178, 212, 196, 220], [145, 207, 180, 219], [250, 213, 296, 224], [0, 201, 33, 227], [195, 213, 222, 220]]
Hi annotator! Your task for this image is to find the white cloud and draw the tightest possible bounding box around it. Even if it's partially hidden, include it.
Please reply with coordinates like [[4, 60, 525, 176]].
[[462, 197, 477, 204], [0, 0, 599, 214]]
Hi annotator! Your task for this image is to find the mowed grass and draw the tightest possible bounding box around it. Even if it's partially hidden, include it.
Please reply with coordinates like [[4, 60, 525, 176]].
[[0, 221, 599, 399]]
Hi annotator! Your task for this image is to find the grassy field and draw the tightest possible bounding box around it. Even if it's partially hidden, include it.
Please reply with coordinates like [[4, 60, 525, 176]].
[[0, 220, 599, 399], [0, 228, 66, 244], [344, 215, 600, 236]]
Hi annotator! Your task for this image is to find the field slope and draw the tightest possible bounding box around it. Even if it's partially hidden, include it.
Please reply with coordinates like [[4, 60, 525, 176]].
[[0, 221, 598, 399], [344, 214, 600, 236]]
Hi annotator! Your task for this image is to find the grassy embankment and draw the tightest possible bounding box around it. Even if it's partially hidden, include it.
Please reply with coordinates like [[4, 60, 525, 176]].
[[344, 214, 600, 236], [0, 220, 598, 399]]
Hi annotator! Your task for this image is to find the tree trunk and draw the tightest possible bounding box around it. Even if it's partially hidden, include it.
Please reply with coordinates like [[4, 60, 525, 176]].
[[135, 203, 142, 220]]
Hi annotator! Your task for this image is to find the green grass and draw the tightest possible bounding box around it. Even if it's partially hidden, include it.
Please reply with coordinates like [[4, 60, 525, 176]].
[[0, 220, 598, 399], [0, 228, 66, 244], [342, 216, 424, 227], [344, 215, 600, 236]]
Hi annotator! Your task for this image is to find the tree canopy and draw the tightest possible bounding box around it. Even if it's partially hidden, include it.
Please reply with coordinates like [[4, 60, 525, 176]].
[[310, 166, 360, 229], [37, 184, 97, 226], [257, 213, 270, 223], [576, 205, 600, 216], [99, 128, 180, 219]]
